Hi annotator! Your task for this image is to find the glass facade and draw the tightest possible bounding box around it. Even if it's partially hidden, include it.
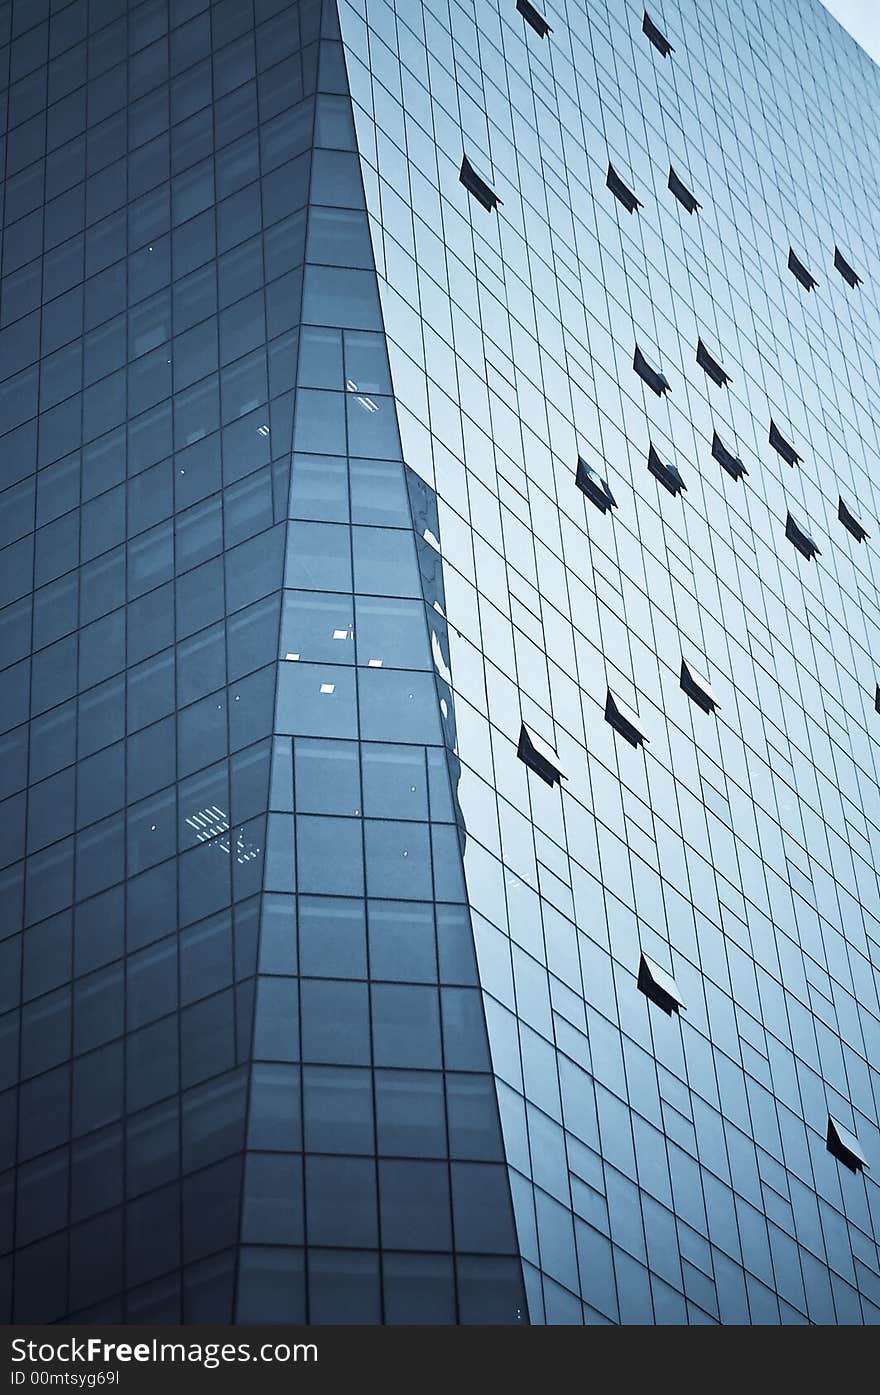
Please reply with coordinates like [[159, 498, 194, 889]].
[[1, 0, 879, 1325]]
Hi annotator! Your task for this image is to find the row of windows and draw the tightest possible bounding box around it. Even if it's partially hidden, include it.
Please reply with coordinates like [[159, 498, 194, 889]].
[[9, 734, 457, 866], [789, 246, 864, 293], [513, 4, 673, 64], [5, 843, 872, 1152], [0, 86, 361, 346], [517, 653, 716, 784], [2, 960, 869, 1189], [10, 703, 875, 1116], [2, 974, 497, 1086], [4, 1124, 865, 1312], [0, 252, 386, 459], [6, 1152, 519, 1260], [0, 0, 324, 147], [10, 1242, 524, 1326], [598, 163, 858, 297], [0, 446, 409, 638], [0, 200, 309, 340], [3, 1065, 510, 1205], [576, 438, 860, 565], [4, 890, 478, 1013], [3, 924, 873, 1309], [1, 97, 316, 245], [5, 995, 874, 1315]]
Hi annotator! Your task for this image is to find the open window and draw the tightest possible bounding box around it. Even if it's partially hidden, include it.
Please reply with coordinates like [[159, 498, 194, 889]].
[[712, 431, 747, 481], [785, 511, 820, 561], [668, 166, 700, 213], [838, 497, 869, 542], [633, 345, 669, 396], [769, 420, 802, 467], [680, 658, 719, 713], [605, 690, 649, 747], [696, 338, 730, 387], [460, 154, 502, 212], [642, 11, 673, 56], [518, 722, 565, 786], [517, 0, 552, 37], [648, 443, 685, 496], [607, 163, 642, 213], [638, 953, 684, 1014], [788, 247, 817, 291], [834, 246, 861, 289], [826, 1116, 868, 1173], [576, 457, 617, 514]]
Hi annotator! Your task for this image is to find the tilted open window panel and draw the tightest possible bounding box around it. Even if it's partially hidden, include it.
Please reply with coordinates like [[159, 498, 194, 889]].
[[712, 431, 747, 480], [633, 345, 670, 396], [459, 154, 501, 212], [605, 690, 649, 747], [788, 247, 817, 291], [647, 443, 685, 496], [638, 953, 684, 1014], [785, 511, 820, 561], [607, 163, 642, 213], [680, 659, 720, 713], [838, 497, 869, 542], [826, 1116, 868, 1173], [642, 10, 673, 56], [576, 457, 617, 514], [834, 246, 861, 288], [769, 420, 802, 467], [517, 722, 565, 786], [516, 0, 552, 38], [696, 338, 731, 387], [668, 166, 700, 213]]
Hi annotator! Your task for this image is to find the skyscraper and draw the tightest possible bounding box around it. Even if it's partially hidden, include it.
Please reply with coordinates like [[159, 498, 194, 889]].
[[2, 0, 880, 1325]]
